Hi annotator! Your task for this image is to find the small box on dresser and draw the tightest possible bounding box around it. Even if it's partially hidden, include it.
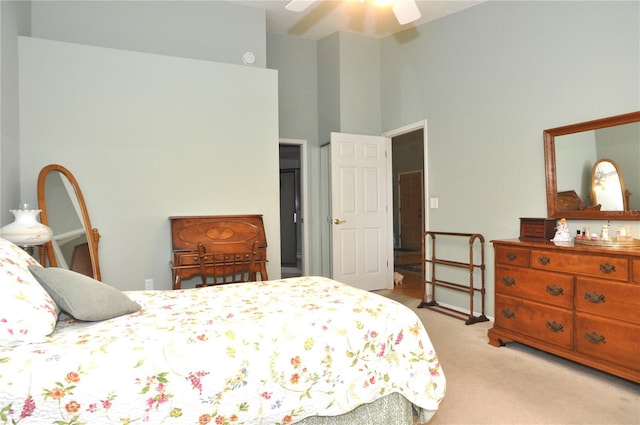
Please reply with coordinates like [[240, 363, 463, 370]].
[[519, 218, 557, 241]]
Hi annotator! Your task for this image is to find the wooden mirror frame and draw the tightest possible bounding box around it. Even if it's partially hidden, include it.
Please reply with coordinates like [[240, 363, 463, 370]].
[[544, 111, 640, 221], [37, 164, 102, 280]]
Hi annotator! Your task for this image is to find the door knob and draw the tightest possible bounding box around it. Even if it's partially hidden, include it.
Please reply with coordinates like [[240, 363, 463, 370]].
[[333, 218, 346, 225]]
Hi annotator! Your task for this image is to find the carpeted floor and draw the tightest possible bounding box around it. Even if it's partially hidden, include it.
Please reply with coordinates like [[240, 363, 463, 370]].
[[376, 289, 640, 425]]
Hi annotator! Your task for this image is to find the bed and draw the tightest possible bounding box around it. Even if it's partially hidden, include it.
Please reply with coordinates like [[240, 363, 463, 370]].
[[0, 238, 445, 424]]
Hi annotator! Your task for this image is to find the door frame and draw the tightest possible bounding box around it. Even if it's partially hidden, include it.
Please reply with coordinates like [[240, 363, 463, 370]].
[[279, 138, 309, 276], [383, 120, 429, 287]]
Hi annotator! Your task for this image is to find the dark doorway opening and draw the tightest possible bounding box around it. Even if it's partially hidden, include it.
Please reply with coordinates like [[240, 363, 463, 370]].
[[279, 144, 302, 278], [392, 129, 425, 299]]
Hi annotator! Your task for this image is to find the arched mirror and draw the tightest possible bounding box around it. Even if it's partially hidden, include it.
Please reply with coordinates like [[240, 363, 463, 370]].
[[37, 164, 101, 280], [545, 111, 640, 220], [590, 159, 629, 211]]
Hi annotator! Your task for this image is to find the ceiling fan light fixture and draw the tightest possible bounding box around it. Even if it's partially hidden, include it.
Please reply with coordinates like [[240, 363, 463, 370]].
[[285, 0, 316, 12], [392, 0, 422, 25], [285, 0, 422, 26]]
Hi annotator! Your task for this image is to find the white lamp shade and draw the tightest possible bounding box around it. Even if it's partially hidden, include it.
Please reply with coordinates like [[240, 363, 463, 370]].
[[1, 208, 53, 247]]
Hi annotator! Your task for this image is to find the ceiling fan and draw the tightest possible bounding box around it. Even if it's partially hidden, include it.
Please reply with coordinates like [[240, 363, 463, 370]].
[[285, 0, 422, 25]]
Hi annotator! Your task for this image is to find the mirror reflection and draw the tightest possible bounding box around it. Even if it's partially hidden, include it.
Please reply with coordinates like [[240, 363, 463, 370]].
[[554, 122, 638, 211], [545, 112, 640, 220], [591, 159, 628, 211], [37, 164, 101, 280]]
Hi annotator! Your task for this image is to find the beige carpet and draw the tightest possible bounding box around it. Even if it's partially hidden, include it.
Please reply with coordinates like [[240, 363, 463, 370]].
[[376, 290, 640, 425]]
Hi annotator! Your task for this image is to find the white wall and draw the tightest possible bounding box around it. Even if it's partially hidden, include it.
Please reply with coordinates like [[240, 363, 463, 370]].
[[338, 32, 381, 136], [266, 33, 323, 275], [30, 0, 267, 67], [0, 1, 30, 224], [18, 37, 280, 290], [378, 0, 639, 312]]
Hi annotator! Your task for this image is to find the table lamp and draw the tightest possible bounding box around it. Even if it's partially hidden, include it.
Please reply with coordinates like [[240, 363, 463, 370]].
[[0, 204, 53, 255]]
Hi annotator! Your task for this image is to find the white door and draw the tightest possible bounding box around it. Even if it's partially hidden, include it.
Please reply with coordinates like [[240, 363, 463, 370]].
[[330, 132, 391, 291]]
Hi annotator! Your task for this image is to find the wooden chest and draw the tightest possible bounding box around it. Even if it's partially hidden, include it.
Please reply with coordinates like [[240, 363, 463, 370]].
[[170, 215, 268, 289], [519, 217, 557, 241], [489, 239, 640, 383]]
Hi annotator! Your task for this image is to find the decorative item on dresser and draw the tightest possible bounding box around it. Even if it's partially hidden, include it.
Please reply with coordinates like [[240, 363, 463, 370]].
[[519, 217, 556, 242], [169, 215, 268, 289], [488, 239, 640, 383]]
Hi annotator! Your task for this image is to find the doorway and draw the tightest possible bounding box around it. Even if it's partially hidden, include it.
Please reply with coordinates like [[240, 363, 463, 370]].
[[279, 142, 306, 278], [318, 122, 427, 289], [280, 168, 300, 269], [391, 128, 425, 299]]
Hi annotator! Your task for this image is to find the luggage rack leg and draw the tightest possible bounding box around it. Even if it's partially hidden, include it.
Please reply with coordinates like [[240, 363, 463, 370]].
[[417, 231, 489, 325]]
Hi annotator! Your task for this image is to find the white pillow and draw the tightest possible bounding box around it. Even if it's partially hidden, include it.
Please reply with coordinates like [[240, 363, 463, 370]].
[[0, 238, 59, 345]]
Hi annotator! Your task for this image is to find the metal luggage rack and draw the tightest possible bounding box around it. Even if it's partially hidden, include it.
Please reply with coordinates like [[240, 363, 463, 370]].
[[418, 231, 489, 325]]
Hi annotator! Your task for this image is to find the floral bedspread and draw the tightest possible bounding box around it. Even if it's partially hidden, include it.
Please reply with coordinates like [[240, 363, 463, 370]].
[[0, 276, 445, 424]]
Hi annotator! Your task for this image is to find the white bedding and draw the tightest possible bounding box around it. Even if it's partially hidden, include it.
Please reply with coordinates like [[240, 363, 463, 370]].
[[0, 276, 445, 424]]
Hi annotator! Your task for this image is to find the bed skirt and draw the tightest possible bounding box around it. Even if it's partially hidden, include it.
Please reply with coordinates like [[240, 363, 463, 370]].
[[297, 392, 431, 425]]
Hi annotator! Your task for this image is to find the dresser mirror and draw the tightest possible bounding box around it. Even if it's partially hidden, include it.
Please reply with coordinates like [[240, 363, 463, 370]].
[[37, 164, 102, 280], [544, 111, 640, 220]]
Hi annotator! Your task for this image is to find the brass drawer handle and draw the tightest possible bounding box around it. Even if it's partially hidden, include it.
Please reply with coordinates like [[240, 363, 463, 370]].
[[501, 276, 516, 286], [501, 308, 516, 319], [584, 331, 606, 344], [584, 291, 606, 304], [506, 253, 517, 261], [546, 321, 564, 333], [537, 256, 550, 266], [599, 263, 616, 274], [546, 284, 564, 296]]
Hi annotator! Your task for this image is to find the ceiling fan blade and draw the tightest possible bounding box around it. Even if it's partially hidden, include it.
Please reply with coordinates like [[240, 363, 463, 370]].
[[392, 0, 422, 25], [285, 0, 316, 12]]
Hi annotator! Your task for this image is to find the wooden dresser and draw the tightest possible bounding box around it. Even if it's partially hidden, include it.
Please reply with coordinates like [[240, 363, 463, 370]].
[[488, 239, 640, 383], [170, 215, 268, 289]]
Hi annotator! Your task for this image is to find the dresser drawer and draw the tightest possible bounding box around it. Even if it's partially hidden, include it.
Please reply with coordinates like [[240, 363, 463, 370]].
[[495, 244, 530, 267], [633, 259, 640, 283], [530, 249, 629, 281], [576, 312, 640, 371], [495, 294, 573, 349], [495, 265, 573, 308], [576, 277, 640, 324], [174, 251, 200, 266]]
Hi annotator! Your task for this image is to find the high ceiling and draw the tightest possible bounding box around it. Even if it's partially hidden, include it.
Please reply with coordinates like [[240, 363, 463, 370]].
[[226, 0, 486, 40]]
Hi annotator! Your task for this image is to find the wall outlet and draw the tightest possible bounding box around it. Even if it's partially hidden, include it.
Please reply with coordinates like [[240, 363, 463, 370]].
[[144, 279, 154, 290]]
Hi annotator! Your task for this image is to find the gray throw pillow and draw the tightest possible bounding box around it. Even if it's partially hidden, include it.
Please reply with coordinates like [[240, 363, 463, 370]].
[[28, 266, 141, 321]]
